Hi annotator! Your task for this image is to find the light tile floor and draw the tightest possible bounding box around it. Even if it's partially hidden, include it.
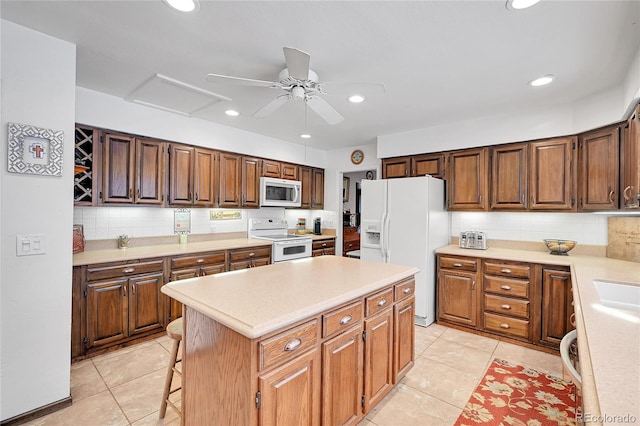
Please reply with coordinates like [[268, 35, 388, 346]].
[[25, 324, 562, 426]]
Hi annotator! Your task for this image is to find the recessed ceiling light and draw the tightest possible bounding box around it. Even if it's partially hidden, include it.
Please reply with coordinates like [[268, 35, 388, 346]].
[[529, 74, 555, 87], [224, 109, 239, 117], [506, 0, 540, 10], [348, 95, 366, 103], [300, 134, 311, 139], [163, 0, 200, 12]]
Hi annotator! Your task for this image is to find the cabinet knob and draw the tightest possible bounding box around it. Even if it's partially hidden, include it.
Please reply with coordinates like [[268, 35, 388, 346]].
[[377, 298, 387, 307], [500, 323, 510, 329], [500, 285, 512, 290], [501, 304, 511, 310], [403, 287, 412, 294], [284, 338, 302, 352], [340, 314, 352, 325]]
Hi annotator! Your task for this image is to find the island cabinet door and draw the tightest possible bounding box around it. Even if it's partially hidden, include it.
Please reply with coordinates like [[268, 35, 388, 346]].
[[393, 296, 415, 383], [322, 325, 363, 426], [539, 268, 574, 348], [258, 349, 321, 426], [363, 309, 394, 413], [86, 279, 129, 348]]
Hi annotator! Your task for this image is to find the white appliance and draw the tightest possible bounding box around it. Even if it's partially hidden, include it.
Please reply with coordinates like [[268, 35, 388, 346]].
[[361, 176, 449, 326], [260, 177, 302, 208], [248, 218, 311, 262]]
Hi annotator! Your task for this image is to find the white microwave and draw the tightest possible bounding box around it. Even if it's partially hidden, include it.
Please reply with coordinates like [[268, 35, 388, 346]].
[[260, 177, 302, 208]]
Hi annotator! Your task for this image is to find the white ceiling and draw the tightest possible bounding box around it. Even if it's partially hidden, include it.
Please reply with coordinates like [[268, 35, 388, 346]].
[[2, 1, 639, 151]]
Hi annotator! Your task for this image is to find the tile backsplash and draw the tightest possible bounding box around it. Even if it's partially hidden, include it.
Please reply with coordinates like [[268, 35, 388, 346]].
[[73, 207, 337, 241], [451, 212, 610, 245]]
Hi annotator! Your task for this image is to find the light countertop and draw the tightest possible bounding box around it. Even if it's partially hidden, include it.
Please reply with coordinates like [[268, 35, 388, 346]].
[[161, 256, 418, 339], [436, 245, 640, 424], [73, 238, 272, 266]]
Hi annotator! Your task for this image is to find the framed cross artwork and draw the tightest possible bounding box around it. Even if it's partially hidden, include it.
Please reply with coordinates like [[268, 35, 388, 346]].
[[7, 122, 64, 176]]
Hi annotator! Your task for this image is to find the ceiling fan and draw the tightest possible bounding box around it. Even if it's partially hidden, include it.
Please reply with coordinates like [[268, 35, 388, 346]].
[[205, 47, 385, 125]]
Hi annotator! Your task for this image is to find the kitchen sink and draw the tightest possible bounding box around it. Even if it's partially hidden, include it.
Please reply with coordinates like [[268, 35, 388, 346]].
[[593, 280, 640, 312]]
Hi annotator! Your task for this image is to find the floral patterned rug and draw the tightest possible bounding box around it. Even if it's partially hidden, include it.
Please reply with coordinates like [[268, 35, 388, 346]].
[[454, 359, 581, 426]]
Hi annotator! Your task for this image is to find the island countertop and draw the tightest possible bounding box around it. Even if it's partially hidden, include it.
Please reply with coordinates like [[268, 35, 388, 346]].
[[161, 255, 419, 339], [436, 245, 640, 424]]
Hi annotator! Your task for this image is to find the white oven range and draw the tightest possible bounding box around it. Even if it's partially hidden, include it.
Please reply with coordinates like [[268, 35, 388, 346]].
[[248, 218, 312, 263]]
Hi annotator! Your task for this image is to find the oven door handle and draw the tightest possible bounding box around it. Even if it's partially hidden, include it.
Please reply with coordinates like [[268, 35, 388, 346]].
[[274, 239, 311, 246]]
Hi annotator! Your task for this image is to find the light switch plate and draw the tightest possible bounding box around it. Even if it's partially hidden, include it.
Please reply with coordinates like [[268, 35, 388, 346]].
[[16, 234, 47, 256]]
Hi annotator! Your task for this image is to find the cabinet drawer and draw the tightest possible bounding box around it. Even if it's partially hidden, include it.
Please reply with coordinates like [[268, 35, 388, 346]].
[[484, 294, 529, 319], [484, 313, 529, 339], [86, 258, 164, 282], [312, 239, 335, 250], [170, 251, 226, 269], [365, 288, 394, 316], [229, 246, 271, 262], [322, 301, 363, 338], [259, 320, 318, 371], [484, 261, 530, 279], [484, 276, 529, 299], [439, 256, 478, 272], [394, 278, 415, 302]]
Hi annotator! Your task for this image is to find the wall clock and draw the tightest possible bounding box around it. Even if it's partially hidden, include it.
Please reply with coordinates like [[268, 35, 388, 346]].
[[350, 149, 364, 165]]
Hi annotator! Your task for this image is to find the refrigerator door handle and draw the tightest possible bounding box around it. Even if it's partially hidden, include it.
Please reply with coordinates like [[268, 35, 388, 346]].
[[383, 212, 391, 262]]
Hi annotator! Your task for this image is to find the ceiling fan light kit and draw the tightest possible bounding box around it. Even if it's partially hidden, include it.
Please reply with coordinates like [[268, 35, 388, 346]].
[[205, 47, 385, 126]]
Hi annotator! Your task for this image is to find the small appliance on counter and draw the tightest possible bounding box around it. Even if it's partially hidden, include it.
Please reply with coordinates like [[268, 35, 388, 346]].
[[459, 231, 487, 250], [313, 217, 322, 235]]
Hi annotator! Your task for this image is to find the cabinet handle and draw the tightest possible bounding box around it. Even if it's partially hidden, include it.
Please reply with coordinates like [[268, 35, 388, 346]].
[[137, 189, 140, 199], [452, 263, 463, 268], [500, 285, 511, 290], [501, 304, 511, 310], [249, 252, 255, 257], [609, 189, 615, 203], [131, 284, 135, 296], [501, 269, 512, 274], [623, 185, 632, 202], [340, 314, 352, 325], [188, 191, 192, 200], [570, 313, 576, 327], [322, 243, 327, 247], [377, 298, 387, 307], [284, 338, 302, 352], [196, 259, 205, 263], [122, 285, 127, 297], [129, 188, 133, 198], [500, 323, 510, 329], [403, 287, 412, 294], [472, 280, 476, 290], [479, 195, 483, 204], [195, 192, 199, 201], [122, 267, 135, 274]]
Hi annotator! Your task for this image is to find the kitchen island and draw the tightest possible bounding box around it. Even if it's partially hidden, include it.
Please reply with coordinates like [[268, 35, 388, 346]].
[[161, 255, 418, 425]]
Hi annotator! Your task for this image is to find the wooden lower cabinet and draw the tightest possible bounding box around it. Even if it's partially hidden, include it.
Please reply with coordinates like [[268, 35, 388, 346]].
[[312, 238, 336, 256], [437, 256, 480, 327], [181, 277, 415, 425], [228, 246, 272, 270], [322, 325, 363, 426], [539, 267, 574, 347], [259, 349, 322, 426]]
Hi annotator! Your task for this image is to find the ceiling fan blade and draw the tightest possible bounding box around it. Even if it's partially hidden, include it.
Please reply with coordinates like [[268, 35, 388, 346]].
[[320, 81, 386, 97], [283, 47, 310, 81], [306, 96, 344, 125], [252, 95, 290, 118], [206, 73, 277, 88]]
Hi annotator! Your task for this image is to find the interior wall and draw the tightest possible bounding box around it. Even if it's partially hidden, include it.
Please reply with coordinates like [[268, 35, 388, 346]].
[[0, 20, 76, 420], [76, 87, 328, 169]]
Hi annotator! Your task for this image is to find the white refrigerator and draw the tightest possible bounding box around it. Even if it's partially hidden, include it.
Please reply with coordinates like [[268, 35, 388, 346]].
[[360, 176, 449, 326]]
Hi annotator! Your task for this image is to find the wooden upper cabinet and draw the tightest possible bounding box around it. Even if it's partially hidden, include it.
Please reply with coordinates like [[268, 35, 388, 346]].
[[135, 139, 164, 205], [311, 168, 325, 209], [621, 104, 640, 209], [447, 148, 489, 210], [579, 126, 619, 211], [194, 148, 217, 207], [382, 157, 411, 179], [411, 153, 444, 178], [241, 156, 260, 208], [262, 159, 281, 178], [300, 166, 313, 209], [218, 152, 241, 207], [529, 137, 577, 211], [102, 133, 135, 203], [490, 143, 528, 210], [168, 144, 195, 206], [281, 163, 299, 180]]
